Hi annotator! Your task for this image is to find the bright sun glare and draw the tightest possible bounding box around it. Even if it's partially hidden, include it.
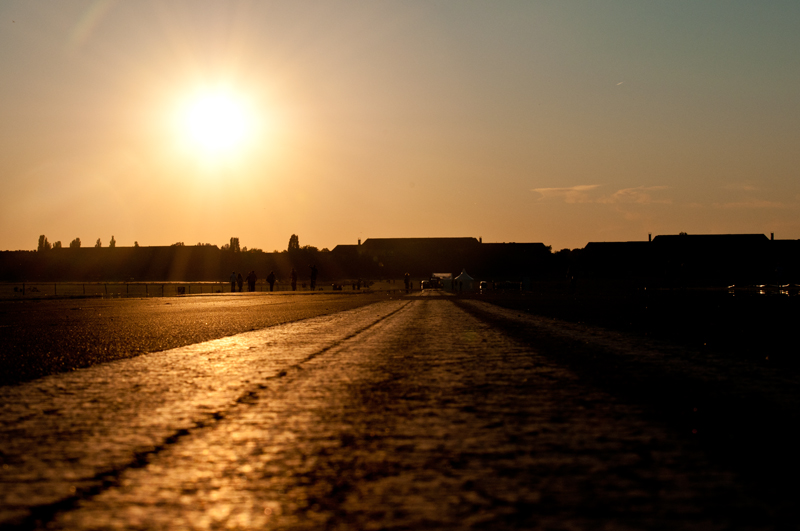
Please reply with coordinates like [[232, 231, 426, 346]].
[[180, 91, 251, 157]]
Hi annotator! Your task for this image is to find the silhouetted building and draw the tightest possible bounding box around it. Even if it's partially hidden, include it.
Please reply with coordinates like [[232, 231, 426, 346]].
[[582, 241, 653, 280], [332, 237, 550, 279], [651, 234, 770, 285], [581, 233, 776, 285], [4, 233, 795, 286]]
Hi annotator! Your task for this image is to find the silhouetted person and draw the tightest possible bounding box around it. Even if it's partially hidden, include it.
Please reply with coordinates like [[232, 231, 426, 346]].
[[290, 268, 297, 291], [309, 264, 318, 291], [246, 270, 257, 292], [237, 273, 244, 292], [404, 272, 410, 293], [229, 271, 236, 293], [267, 271, 276, 292]]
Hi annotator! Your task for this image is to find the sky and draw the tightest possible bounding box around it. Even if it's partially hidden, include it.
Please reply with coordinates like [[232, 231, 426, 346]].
[[1, 1, 799, 252]]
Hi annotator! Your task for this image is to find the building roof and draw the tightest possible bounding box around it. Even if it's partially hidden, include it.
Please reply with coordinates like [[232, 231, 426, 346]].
[[360, 237, 480, 251], [651, 234, 769, 244]]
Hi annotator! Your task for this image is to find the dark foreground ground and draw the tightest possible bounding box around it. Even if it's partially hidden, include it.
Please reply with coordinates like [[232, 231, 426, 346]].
[[469, 282, 800, 369], [459, 285, 800, 528], [2, 288, 799, 528]]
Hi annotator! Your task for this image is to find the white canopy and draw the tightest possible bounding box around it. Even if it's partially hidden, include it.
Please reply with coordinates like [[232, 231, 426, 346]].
[[454, 269, 474, 290]]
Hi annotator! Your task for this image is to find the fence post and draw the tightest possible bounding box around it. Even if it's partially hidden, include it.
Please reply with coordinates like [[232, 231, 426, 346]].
[[126, 284, 129, 295], [162, 284, 164, 296], [22, 283, 25, 296], [83, 284, 85, 295], [146, 284, 148, 296], [54, 284, 57, 296], [105, 284, 107, 296]]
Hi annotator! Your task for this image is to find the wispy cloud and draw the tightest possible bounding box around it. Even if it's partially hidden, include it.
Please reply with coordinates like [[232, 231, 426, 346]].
[[598, 186, 671, 205], [530, 184, 602, 204], [531, 184, 670, 205]]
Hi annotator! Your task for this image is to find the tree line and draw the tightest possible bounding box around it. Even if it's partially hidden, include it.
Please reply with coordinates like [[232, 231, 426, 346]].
[[36, 234, 328, 254]]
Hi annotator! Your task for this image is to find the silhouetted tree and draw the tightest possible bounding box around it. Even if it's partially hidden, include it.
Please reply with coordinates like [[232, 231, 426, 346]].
[[69, 238, 81, 248], [53, 241, 62, 249], [229, 237, 240, 252], [37, 235, 50, 252], [134, 241, 139, 247], [552, 247, 584, 279], [109, 235, 116, 248], [288, 234, 299, 252], [95, 238, 102, 248], [301, 245, 318, 252], [171, 242, 185, 246]]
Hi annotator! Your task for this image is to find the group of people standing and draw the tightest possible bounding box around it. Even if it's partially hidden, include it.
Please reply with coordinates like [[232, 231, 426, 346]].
[[228, 265, 316, 293], [228, 271, 260, 292]]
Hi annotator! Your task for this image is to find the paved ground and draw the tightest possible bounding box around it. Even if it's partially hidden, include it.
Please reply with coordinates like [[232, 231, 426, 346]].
[[1, 294, 797, 529], [0, 292, 389, 386]]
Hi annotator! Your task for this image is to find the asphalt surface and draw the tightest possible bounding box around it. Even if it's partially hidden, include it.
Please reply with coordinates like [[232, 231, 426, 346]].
[[0, 292, 390, 387], [1, 293, 798, 529]]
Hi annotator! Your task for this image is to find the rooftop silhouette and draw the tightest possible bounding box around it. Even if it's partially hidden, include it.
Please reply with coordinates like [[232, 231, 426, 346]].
[[2, 233, 798, 286]]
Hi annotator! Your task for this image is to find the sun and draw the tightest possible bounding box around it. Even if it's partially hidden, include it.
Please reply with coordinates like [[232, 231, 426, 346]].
[[178, 90, 252, 157]]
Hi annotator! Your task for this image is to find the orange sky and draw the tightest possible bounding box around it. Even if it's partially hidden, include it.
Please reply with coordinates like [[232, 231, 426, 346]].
[[2, 1, 799, 252]]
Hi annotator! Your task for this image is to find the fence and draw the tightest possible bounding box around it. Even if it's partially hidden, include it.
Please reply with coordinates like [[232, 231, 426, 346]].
[[0, 280, 314, 299]]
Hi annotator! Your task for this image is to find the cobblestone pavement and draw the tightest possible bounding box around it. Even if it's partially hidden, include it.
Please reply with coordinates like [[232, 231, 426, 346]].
[[0, 298, 788, 529]]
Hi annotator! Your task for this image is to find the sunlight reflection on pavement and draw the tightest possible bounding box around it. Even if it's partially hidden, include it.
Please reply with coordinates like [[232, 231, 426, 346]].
[[2, 299, 765, 530], [0, 301, 407, 528]]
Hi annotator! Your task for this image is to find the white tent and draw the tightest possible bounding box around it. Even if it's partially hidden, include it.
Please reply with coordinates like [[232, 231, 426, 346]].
[[454, 268, 474, 291]]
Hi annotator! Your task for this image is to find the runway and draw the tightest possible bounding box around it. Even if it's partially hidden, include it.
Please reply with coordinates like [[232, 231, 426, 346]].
[[0, 292, 388, 386], [1, 295, 796, 529]]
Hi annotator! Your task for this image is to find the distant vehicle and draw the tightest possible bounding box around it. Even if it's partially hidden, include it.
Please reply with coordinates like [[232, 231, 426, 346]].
[[431, 273, 452, 290], [479, 281, 490, 291], [421, 276, 446, 290]]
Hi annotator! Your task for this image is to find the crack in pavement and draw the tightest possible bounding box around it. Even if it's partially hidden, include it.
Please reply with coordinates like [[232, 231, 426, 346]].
[[47, 299, 769, 530], [0, 301, 409, 529], [5, 298, 790, 529]]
